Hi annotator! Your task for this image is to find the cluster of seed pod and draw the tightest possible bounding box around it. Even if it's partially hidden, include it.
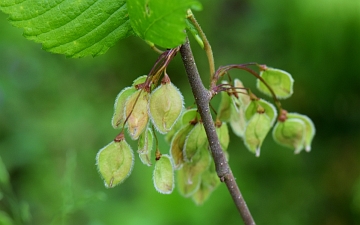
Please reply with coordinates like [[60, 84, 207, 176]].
[[96, 74, 184, 194], [96, 65, 315, 205], [165, 108, 229, 204], [217, 67, 315, 156]]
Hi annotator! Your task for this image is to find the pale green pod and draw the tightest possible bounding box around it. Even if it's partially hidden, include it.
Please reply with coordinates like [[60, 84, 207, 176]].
[[132, 75, 148, 86], [111, 87, 136, 129], [257, 67, 294, 99], [149, 82, 184, 134], [244, 113, 272, 157], [96, 140, 134, 188], [170, 124, 194, 169], [164, 113, 183, 144], [138, 128, 154, 166], [165, 108, 199, 144], [217, 90, 235, 122], [233, 78, 251, 107], [153, 154, 174, 194], [229, 105, 247, 138], [216, 122, 230, 151], [245, 99, 277, 126], [191, 182, 212, 205], [177, 163, 202, 197], [201, 167, 220, 189], [192, 167, 221, 205], [177, 147, 212, 197], [272, 118, 306, 154], [183, 122, 207, 162], [287, 113, 315, 152], [125, 90, 150, 140], [181, 108, 200, 124]]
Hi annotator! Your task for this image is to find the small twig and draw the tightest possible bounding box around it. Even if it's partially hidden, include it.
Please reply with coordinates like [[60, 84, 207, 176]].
[[180, 37, 255, 225]]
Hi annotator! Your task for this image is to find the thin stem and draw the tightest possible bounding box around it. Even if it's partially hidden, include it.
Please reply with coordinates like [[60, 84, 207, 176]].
[[187, 10, 215, 82], [180, 37, 255, 225]]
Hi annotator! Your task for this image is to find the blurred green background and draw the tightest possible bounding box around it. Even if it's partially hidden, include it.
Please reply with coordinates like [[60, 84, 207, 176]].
[[1, 0, 360, 224]]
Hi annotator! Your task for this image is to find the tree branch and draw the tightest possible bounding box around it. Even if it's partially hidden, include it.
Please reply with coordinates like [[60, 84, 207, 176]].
[[180, 37, 256, 225]]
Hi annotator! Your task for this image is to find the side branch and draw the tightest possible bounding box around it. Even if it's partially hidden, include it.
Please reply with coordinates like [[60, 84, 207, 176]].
[[180, 38, 255, 225]]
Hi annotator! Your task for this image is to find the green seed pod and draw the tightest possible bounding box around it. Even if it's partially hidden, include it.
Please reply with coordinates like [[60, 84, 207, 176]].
[[183, 122, 207, 162], [229, 105, 247, 138], [216, 122, 230, 151], [181, 108, 201, 123], [244, 113, 272, 157], [217, 90, 234, 122], [138, 128, 154, 166], [96, 138, 134, 188], [125, 90, 150, 140], [111, 87, 136, 129], [177, 163, 202, 197], [170, 124, 194, 169], [164, 108, 199, 143], [192, 168, 220, 205], [132, 75, 148, 86], [233, 78, 251, 107], [257, 67, 294, 99], [245, 99, 277, 126], [287, 113, 315, 152], [272, 118, 306, 153], [191, 182, 212, 205], [153, 154, 175, 194], [149, 81, 184, 134], [177, 147, 211, 197]]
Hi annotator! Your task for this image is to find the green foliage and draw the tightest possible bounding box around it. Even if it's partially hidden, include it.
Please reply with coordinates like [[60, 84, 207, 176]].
[[127, 0, 202, 48], [0, 0, 133, 57]]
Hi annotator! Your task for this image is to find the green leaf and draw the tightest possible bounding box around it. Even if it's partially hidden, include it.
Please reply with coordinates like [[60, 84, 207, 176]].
[[96, 139, 134, 188], [127, 0, 202, 48], [153, 154, 174, 194], [256, 67, 294, 99], [0, 0, 133, 57]]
